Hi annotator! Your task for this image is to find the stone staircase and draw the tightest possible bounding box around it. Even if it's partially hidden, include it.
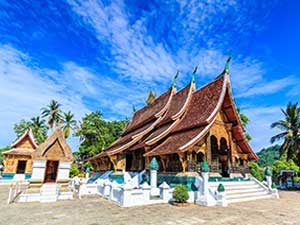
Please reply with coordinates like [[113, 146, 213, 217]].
[[40, 183, 58, 203], [209, 179, 272, 204]]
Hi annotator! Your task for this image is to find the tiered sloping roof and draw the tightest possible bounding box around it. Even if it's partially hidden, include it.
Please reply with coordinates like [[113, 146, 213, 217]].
[[90, 72, 258, 161], [3, 128, 37, 156], [33, 126, 74, 162]]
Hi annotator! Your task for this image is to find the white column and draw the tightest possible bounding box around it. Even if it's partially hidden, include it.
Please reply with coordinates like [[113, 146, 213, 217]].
[[150, 170, 157, 189]]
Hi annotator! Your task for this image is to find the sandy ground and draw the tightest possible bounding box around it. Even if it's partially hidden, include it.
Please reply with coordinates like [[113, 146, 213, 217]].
[[1, 187, 300, 225]]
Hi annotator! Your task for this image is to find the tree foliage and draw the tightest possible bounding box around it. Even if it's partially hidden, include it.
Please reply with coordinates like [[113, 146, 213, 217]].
[[237, 107, 252, 141], [61, 111, 77, 138], [272, 159, 299, 182], [173, 184, 189, 203], [69, 163, 80, 177], [74, 111, 128, 162], [0, 146, 10, 164], [14, 117, 49, 144], [41, 100, 62, 129], [249, 161, 263, 181], [257, 145, 280, 167], [271, 102, 300, 163]]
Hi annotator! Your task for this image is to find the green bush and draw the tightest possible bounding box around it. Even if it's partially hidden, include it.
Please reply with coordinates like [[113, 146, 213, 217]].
[[172, 184, 189, 203], [249, 161, 263, 181], [294, 177, 300, 183], [70, 163, 80, 178], [272, 159, 299, 183]]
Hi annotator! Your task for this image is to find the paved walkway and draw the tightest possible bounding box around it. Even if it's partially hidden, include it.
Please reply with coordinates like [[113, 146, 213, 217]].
[[0, 187, 300, 225]]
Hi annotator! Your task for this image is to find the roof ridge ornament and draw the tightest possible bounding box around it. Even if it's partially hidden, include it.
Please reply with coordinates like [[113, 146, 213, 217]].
[[214, 51, 232, 80], [146, 88, 156, 105], [192, 66, 197, 82], [191, 66, 197, 91], [172, 70, 179, 94], [225, 51, 232, 74], [132, 104, 136, 113]]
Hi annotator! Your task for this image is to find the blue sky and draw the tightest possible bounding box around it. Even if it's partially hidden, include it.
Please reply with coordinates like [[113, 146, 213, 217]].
[[0, 0, 299, 152]]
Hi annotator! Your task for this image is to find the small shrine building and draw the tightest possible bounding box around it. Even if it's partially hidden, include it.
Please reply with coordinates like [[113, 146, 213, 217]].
[[3, 128, 37, 180], [88, 62, 258, 177], [2, 126, 74, 186]]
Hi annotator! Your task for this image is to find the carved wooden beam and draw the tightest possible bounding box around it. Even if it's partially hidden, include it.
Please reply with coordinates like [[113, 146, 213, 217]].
[[178, 152, 187, 173]]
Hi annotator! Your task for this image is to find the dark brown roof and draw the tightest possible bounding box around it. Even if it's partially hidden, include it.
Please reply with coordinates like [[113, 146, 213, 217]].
[[174, 75, 225, 132], [144, 127, 205, 156], [103, 122, 153, 154], [124, 89, 172, 133], [89, 73, 258, 161], [159, 84, 190, 125]]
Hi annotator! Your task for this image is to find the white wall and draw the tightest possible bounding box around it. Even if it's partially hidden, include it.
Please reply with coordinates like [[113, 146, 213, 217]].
[[57, 161, 72, 181], [30, 160, 46, 183]]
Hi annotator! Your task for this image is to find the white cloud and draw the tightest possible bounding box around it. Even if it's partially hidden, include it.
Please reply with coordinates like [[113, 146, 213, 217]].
[[236, 76, 298, 98], [243, 105, 284, 152], [0, 45, 144, 149]]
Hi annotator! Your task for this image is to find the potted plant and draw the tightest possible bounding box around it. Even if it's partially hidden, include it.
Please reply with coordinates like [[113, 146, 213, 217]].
[[172, 184, 190, 206]]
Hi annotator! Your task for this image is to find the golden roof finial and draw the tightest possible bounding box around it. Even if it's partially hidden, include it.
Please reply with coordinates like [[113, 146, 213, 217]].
[[146, 88, 156, 105]]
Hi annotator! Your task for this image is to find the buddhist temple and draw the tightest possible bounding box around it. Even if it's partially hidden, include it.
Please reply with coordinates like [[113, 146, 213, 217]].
[[88, 61, 258, 177], [2, 128, 37, 180], [30, 125, 74, 187], [2, 126, 74, 186]]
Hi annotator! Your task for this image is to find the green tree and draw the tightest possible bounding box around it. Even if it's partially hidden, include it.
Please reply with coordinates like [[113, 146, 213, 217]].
[[249, 161, 263, 181], [41, 100, 62, 129], [0, 146, 10, 164], [30, 116, 48, 144], [74, 111, 128, 162], [257, 145, 280, 167], [271, 102, 300, 162], [272, 159, 299, 183], [237, 107, 252, 141], [61, 111, 77, 138], [69, 163, 80, 177], [14, 117, 48, 144]]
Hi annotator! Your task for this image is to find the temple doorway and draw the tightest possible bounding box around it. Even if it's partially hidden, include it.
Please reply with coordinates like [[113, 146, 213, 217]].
[[126, 153, 133, 171], [16, 160, 27, 174], [44, 160, 59, 183], [220, 160, 229, 177]]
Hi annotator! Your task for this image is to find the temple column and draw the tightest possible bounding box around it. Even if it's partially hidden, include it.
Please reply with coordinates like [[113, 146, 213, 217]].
[[108, 155, 118, 171], [225, 124, 233, 167], [178, 152, 187, 173], [206, 134, 212, 165], [160, 155, 167, 172], [144, 147, 151, 170]]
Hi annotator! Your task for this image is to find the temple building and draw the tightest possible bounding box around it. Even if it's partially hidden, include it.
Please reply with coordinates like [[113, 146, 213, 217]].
[[88, 62, 258, 177], [30, 125, 74, 187], [2, 126, 74, 185], [3, 129, 37, 180]]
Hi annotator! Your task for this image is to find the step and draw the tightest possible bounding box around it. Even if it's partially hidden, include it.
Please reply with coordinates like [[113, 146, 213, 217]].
[[226, 191, 269, 200], [210, 185, 260, 191], [227, 194, 272, 204], [209, 181, 256, 187], [225, 188, 265, 195]]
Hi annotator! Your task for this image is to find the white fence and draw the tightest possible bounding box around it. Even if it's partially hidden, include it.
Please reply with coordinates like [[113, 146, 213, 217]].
[[7, 181, 29, 204]]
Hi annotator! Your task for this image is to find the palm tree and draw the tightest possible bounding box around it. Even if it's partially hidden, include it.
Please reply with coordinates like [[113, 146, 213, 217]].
[[30, 116, 48, 144], [271, 102, 300, 162], [41, 100, 62, 129], [61, 111, 77, 138]]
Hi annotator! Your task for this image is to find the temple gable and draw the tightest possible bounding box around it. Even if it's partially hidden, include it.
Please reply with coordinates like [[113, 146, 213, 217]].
[[43, 140, 65, 159]]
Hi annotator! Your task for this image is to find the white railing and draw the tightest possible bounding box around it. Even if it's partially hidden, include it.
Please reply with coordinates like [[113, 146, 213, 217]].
[[7, 181, 29, 204]]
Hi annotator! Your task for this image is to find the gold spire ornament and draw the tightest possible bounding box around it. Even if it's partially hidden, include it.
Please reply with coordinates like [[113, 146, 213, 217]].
[[146, 89, 156, 105], [172, 71, 179, 94]]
